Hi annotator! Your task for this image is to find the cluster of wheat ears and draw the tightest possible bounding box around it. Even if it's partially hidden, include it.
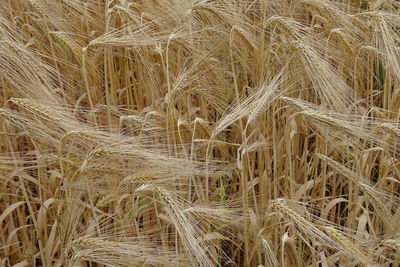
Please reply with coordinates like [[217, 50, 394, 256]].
[[1, 0, 400, 266]]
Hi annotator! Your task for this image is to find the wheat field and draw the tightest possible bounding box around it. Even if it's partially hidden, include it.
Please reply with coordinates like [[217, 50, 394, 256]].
[[1, 0, 400, 266]]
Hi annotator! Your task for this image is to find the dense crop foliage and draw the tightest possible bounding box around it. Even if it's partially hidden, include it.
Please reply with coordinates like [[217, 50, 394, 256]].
[[1, 0, 400, 266]]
